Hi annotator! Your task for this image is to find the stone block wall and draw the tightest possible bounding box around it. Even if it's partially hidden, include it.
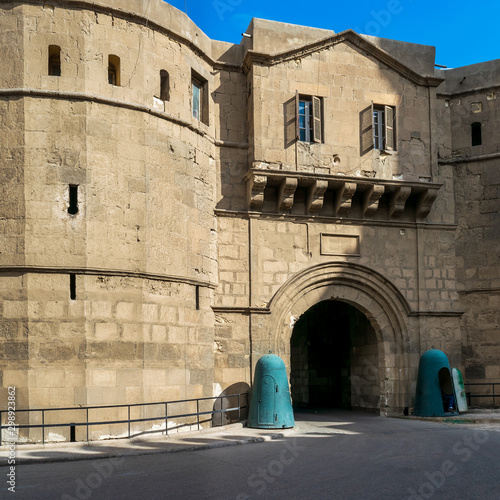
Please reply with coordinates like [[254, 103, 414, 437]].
[[0, 0, 218, 430], [0, 0, 498, 431]]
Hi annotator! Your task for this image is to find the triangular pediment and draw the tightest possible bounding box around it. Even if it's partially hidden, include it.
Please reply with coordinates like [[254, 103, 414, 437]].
[[243, 29, 443, 87]]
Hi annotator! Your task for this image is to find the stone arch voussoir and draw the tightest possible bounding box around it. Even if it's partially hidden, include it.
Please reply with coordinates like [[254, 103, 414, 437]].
[[265, 262, 413, 415]]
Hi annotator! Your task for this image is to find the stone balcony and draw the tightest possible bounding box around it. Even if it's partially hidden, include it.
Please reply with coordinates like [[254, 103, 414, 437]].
[[244, 169, 441, 221]]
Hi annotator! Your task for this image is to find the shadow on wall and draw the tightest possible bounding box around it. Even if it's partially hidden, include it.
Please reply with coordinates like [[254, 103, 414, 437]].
[[212, 382, 250, 427]]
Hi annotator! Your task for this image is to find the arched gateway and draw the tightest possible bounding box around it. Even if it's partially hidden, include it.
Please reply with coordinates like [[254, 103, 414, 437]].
[[263, 262, 414, 416]]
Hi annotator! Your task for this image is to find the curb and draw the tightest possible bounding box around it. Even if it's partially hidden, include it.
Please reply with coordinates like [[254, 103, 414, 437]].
[[395, 415, 500, 425], [0, 426, 296, 466]]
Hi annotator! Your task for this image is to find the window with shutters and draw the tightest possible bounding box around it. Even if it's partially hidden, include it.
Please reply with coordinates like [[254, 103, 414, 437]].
[[360, 104, 396, 155], [285, 93, 323, 145]]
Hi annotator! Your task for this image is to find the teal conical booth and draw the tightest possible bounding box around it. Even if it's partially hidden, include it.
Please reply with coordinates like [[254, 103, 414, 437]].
[[248, 354, 295, 429], [414, 349, 458, 417]]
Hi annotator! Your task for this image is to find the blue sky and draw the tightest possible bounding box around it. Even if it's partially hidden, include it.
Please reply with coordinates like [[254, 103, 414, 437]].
[[164, 0, 499, 69]]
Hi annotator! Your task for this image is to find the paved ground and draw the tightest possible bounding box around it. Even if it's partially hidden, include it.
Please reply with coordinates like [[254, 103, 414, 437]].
[[1, 409, 500, 499], [1, 408, 499, 466]]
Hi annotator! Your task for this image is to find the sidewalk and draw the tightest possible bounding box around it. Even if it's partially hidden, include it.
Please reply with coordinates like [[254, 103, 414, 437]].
[[402, 408, 500, 425], [0, 422, 296, 466]]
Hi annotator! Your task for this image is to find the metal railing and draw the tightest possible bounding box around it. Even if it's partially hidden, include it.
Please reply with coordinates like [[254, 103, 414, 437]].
[[0, 393, 248, 446], [465, 382, 499, 408]]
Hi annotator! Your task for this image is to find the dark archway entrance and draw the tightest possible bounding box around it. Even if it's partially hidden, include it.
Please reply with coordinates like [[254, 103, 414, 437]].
[[290, 300, 379, 410]]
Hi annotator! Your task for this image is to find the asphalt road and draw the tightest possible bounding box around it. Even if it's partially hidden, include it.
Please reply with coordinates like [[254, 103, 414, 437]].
[[7, 409, 500, 500]]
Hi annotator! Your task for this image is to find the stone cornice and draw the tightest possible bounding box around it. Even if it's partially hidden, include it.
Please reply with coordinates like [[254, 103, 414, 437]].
[[214, 209, 457, 231], [0, 266, 216, 289], [409, 311, 464, 317], [458, 288, 500, 295], [212, 306, 271, 315], [437, 84, 500, 99], [215, 209, 457, 231], [243, 30, 444, 87], [438, 152, 500, 164], [0, 88, 247, 149]]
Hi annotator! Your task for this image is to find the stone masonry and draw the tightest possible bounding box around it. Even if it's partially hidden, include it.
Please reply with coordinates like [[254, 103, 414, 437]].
[[0, 0, 498, 440]]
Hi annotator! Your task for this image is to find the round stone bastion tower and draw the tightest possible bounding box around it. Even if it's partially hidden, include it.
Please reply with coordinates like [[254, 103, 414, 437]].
[[0, 0, 231, 438]]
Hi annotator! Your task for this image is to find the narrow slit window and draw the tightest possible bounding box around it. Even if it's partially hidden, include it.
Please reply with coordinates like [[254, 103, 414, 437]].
[[160, 70, 170, 101], [195, 285, 200, 310], [70, 274, 76, 300], [471, 122, 482, 146], [68, 185, 78, 215], [48, 45, 61, 76], [108, 55, 120, 86]]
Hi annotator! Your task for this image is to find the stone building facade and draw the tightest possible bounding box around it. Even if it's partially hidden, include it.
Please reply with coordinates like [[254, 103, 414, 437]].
[[0, 0, 498, 432]]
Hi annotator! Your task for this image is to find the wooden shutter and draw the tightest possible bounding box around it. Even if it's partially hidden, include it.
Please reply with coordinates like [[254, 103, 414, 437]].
[[360, 103, 374, 155], [312, 96, 322, 143], [384, 105, 395, 151], [284, 92, 299, 147], [295, 91, 299, 140]]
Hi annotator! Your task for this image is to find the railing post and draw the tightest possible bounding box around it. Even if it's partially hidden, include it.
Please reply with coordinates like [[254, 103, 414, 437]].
[[42, 410, 45, 445], [86, 408, 89, 443], [0, 410, 2, 446], [197, 399, 200, 431], [165, 403, 168, 435], [128, 405, 131, 439]]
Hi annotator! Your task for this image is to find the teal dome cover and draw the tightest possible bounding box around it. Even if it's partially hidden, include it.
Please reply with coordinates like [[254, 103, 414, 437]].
[[248, 354, 295, 429], [413, 349, 458, 417]]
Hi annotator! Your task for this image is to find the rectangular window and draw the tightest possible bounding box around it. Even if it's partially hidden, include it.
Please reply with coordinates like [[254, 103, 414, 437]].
[[160, 70, 170, 101], [48, 45, 61, 76], [285, 92, 323, 145], [191, 71, 208, 125], [108, 55, 120, 86], [360, 103, 396, 155], [471, 122, 482, 146], [192, 80, 201, 120]]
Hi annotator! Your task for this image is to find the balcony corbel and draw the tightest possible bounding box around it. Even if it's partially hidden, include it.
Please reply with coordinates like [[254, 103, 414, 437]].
[[246, 173, 267, 210], [306, 180, 328, 214], [278, 177, 298, 212], [388, 186, 411, 218], [416, 187, 440, 220], [333, 182, 357, 216], [362, 184, 385, 216]]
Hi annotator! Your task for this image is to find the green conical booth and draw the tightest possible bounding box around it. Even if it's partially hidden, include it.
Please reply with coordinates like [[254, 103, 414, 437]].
[[413, 349, 458, 417], [248, 354, 295, 429]]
